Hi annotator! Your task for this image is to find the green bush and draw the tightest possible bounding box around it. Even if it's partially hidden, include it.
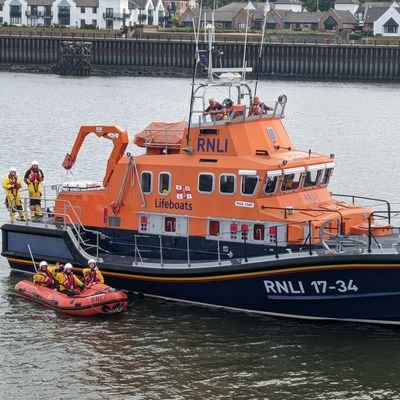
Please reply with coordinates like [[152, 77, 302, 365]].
[[349, 31, 362, 40]]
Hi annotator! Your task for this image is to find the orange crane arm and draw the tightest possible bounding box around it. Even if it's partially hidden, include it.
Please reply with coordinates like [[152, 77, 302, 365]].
[[62, 125, 129, 187]]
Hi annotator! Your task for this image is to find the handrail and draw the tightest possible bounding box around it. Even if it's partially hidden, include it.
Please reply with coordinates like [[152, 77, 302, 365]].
[[333, 193, 392, 224], [367, 210, 400, 253]]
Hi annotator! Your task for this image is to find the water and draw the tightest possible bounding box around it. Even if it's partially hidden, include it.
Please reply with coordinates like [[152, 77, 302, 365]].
[[1, 72, 400, 399]]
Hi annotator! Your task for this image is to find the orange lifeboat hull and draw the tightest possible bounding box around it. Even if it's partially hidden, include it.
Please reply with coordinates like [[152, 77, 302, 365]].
[[15, 280, 128, 316]]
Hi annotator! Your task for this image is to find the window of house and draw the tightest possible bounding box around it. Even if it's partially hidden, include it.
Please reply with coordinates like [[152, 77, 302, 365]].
[[209, 220, 220, 236], [159, 172, 171, 195], [0, 6, 3, 11], [198, 173, 214, 193], [281, 168, 304, 192], [92, 19, 97, 27], [241, 175, 259, 196], [92, 7, 97, 13], [383, 19, 398, 33], [219, 174, 235, 194], [80, 19, 85, 27], [106, 7, 113, 17], [141, 172, 153, 194], [81, 7, 85, 13], [164, 217, 176, 232]]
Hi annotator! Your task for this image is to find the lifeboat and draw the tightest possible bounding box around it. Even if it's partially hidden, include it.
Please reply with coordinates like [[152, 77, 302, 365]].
[[2, 23, 400, 326], [15, 280, 128, 316]]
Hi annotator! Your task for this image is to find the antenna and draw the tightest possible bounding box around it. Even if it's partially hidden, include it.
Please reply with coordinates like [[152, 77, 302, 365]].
[[254, 1, 269, 96], [186, 1, 203, 145], [242, 1, 256, 81]]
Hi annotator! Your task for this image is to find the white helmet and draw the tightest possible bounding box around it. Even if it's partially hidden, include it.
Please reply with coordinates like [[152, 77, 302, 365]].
[[39, 261, 48, 268], [9, 167, 17, 173], [32, 160, 39, 166], [64, 263, 73, 270], [88, 259, 96, 266]]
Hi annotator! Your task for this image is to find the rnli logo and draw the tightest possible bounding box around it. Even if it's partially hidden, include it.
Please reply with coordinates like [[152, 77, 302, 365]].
[[197, 138, 228, 153]]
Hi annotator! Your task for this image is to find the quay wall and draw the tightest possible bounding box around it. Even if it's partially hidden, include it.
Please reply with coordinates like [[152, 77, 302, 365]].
[[0, 35, 399, 80]]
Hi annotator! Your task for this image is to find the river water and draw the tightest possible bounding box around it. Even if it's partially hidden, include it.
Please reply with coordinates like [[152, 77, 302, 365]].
[[1, 72, 400, 399]]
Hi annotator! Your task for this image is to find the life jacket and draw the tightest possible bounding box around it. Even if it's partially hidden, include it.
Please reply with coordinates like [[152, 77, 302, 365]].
[[61, 272, 77, 290], [85, 270, 99, 284], [249, 104, 262, 116], [26, 168, 44, 192], [35, 270, 55, 286]]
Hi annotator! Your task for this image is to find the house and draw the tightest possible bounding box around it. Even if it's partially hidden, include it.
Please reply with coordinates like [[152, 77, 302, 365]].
[[319, 9, 357, 31], [373, 2, 400, 35], [284, 10, 324, 30], [178, 6, 211, 27], [362, 4, 392, 34], [271, 0, 303, 12], [163, 0, 195, 18], [129, 0, 164, 25], [334, 0, 360, 15]]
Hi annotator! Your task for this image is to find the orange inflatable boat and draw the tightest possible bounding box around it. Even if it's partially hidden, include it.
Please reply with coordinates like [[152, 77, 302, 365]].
[[15, 280, 128, 316]]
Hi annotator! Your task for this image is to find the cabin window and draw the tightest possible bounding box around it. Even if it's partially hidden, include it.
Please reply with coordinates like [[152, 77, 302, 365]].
[[159, 172, 171, 195], [264, 176, 279, 194], [164, 217, 176, 232], [266, 127, 277, 141], [320, 168, 333, 186], [198, 173, 214, 193], [241, 175, 259, 196], [254, 224, 265, 240], [304, 169, 323, 188], [141, 172, 153, 194], [209, 220, 220, 236], [220, 174, 236, 194], [281, 172, 302, 192]]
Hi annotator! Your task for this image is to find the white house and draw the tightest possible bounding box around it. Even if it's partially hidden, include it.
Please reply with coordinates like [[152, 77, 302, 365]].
[[98, 0, 129, 29], [128, 0, 164, 25], [373, 1, 400, 35], [334, 0, 360, 15], [271, 0, 303, 12]]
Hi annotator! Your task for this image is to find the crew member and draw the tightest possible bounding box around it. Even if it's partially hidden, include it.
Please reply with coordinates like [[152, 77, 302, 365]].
[[33, 261, 56, 288], [58, 263, 85, 294], [2, 167, 26, 222], [203, 98, 224, 121], [248, 96, 273, 116], [83, 259, 104, 285], [48, 262, 64, 282], [24, 161, 44, 219]]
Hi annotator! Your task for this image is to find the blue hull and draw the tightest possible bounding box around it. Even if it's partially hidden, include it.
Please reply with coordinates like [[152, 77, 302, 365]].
[[6, 256, 400, 325]]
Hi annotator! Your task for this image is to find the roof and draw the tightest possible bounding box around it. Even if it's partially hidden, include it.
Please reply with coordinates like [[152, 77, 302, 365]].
[[332, 9, 358, 22], [284, 10, 324, 22], [273, 0, 303, 4], [363, 6, 389, 22], [134, 0, 149, 9], [383, 16, 399, 25], [26, 0, 54, 5], [75, 0, 98, 6], [335, 0, 360, 4]]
